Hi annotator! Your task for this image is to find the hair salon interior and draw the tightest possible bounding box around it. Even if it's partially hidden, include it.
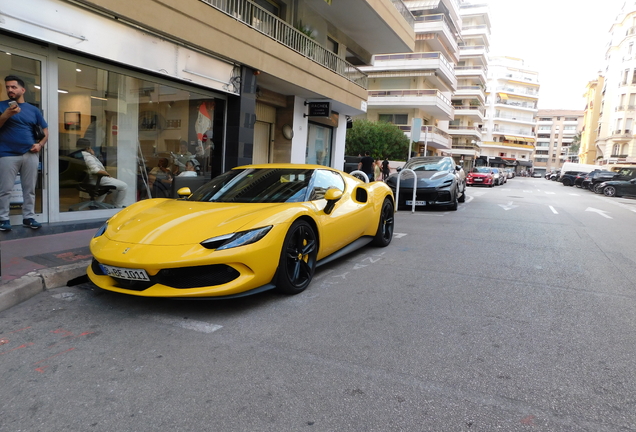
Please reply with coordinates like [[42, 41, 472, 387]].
[[0, 0, 415, 224]]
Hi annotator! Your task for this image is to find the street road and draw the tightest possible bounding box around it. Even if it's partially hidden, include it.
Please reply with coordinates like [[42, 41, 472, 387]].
[[1, 177, 636, 431]]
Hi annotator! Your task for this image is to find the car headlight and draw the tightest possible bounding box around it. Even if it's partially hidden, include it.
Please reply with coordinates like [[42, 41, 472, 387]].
[[93, 222, 108, 238], [201, 226, 273, 250]]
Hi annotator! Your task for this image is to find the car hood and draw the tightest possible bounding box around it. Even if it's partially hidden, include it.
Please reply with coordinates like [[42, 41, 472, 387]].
[[387, 171, 454, 187], [103, 199, 302, 246]]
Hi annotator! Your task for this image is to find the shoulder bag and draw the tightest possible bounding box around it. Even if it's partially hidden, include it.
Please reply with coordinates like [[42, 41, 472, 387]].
[[32, 123, 45, 142]]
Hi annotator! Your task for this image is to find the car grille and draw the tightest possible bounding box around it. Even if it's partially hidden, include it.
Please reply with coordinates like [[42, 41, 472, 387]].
[[396, 188, 451, 203], [91, 258, 240, 291]]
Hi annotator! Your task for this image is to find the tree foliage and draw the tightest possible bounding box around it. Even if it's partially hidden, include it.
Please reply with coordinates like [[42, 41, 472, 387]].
[[569, 132, 581, 155], [345, 119, 411, 160]]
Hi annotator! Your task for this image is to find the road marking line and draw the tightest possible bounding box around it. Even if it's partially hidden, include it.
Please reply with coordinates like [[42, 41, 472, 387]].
[[585, 207, 612, 219], [549, 206, 558, 214]]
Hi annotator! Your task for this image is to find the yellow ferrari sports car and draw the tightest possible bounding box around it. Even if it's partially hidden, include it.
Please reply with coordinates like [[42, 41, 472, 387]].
[[87, 164, 395, 299]]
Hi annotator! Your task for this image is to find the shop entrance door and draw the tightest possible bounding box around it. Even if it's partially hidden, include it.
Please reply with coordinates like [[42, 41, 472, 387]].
[[0, 46, 47, 224]]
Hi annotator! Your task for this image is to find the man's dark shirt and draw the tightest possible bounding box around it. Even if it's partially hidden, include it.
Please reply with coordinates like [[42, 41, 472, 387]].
[[360, 156, 375, 174]]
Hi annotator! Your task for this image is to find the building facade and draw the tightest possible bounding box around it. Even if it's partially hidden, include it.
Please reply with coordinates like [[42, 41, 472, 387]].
[[480, 56, 538, 172], [359, 0, 462, 160], [0, 0, 415, 225], [449, 2, 490, 169], [595, 3, 636, 168], [579, 76, 604, 164], [534, 110, 584, 174]]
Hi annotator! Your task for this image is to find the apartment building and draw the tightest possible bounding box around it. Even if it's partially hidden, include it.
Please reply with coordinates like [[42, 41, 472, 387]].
[[596, 2, 636, 168], [579, 76, 604, 164], [534, 110, 584, 174], [0, 0, 414, 225], [480, 56, 538, 173], [359, 0, 462, 159], [449, 2, 490, 169]]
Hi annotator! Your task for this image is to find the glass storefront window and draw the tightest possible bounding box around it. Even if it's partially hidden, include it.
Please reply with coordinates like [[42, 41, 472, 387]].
[[306, 123, 333, 166], [0, 50, 43, 217], [58, 59, 225, 212]]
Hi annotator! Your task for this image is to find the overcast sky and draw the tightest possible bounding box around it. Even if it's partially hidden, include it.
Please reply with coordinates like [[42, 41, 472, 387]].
[[485, 0, 627, 110]]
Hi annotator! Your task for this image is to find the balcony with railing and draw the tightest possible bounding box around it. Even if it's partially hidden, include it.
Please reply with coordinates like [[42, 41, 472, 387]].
[[414, 14, 459, 54], [455, 65, 487, 80], [367, 89, 454, 119], [458, 44, 488, 59], [448, 124, 483, 139], [199, 0, 369, 88], [455, 85, 485, 102], [399, 125, 451, 149], [452, 105, 485, 120], [496, 86, 539, 97], [495, 99, 538, 111], [493, 111, 535, 124], [371, 52, 456, 88]]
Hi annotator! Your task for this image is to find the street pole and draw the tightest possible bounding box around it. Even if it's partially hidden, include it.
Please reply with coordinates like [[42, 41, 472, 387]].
[[423, 127, 428, 156]]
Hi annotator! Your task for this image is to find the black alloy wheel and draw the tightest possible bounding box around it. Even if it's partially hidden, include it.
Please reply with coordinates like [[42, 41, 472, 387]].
[[276, 220, 318, 294], [373, 198, 394, 247], [562, 178, 572, 186], [603, 186, 617, 197]]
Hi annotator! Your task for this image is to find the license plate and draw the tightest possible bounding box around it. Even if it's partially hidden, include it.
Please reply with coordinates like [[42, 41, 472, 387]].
[[100, 264, 150, 281], [474, 178, 483, 181], [406, 200, 426, 206]]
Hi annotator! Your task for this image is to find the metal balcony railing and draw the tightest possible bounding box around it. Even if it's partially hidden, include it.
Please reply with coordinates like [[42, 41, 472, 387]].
[[452, 105, 485, 115], [198, 0, 368, 88], [374, 52, 455, 72], [368, 89, 452, 106], [390, 0, 415, 27], [398, 125, 451, 139]]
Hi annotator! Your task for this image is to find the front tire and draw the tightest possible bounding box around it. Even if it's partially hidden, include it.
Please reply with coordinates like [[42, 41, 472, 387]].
[[275, 220, 317, 294], [448, 190, 458, 211], [603, 186, 617, 197], [458, 185, 466, 203], [373, 198, 394, 247]]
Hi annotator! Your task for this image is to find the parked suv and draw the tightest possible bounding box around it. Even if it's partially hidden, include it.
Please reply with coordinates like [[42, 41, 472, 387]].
[[560, 171, 583, 186], [582, 170, 614, 190]]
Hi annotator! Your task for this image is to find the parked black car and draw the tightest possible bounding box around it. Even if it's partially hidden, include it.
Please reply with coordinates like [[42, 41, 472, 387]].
[[589, 167, 636, 193], [573, 172, 589, 187], [343, 155, 361, 174], [581, 170, 615, 190], [598, 178, 636, 197], [385, 156, 465, 211], [559, 171, 583, 186]]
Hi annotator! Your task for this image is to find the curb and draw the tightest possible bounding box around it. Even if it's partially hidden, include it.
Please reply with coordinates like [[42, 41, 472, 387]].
[[0, 260, 91, 313]]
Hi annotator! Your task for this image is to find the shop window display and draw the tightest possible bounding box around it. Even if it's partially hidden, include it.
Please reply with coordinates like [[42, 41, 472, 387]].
[[58, 59, 225, 212]]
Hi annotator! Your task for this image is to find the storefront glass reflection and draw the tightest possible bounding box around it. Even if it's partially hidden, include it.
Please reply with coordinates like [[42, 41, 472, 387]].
[[58, 59, 225, 212]]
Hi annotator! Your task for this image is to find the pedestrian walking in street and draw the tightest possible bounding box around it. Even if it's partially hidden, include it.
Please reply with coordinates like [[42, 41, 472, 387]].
[[382, 157, 390, 180], [0, 75, 48, 231], [358, 151, 375, 181]]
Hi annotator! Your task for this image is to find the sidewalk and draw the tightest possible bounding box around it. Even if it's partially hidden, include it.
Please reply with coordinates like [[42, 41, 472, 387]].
[[0, 218, 106, 312]]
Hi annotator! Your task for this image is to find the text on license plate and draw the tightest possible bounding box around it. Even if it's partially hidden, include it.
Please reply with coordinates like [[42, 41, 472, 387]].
[[406, 200, 426, 206], [100, 264, 150, 281], [474, 178, 483, 181]]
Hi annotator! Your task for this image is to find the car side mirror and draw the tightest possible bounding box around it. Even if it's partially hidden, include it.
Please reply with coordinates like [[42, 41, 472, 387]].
[[177, 187, 192, 197], [456, 165, 461, 171], [324, 188, 343, 215], [396, 167, 402, 172]]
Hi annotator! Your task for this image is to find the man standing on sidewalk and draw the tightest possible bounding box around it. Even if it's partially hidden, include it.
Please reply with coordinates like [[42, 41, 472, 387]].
[[0, 75, 48, 231]]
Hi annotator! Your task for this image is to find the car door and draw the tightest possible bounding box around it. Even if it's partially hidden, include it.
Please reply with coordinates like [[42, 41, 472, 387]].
[[308, 169, 368, 257]]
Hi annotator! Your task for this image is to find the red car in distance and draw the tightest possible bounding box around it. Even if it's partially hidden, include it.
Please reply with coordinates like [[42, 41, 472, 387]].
[[467, 167, 495, 187]]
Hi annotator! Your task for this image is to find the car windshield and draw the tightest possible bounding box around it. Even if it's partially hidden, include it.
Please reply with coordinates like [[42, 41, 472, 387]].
[[188, 168, 314, 203], [472, 167, 491, 174], [405, 158, 451, 172]]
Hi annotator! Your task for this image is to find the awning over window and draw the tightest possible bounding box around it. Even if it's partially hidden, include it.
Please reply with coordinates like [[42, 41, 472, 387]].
[[517, 160, 533, 167], [498, 93, 509, 100]]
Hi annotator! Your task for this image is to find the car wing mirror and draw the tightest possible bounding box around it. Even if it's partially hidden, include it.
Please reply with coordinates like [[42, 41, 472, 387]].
[[177, 187, 193, 198], [324, 188, 343, 215], [396, 167, 402, 172]]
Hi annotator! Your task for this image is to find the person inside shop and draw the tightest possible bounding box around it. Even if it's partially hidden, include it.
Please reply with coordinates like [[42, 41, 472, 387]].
[[0, 75, 48, 231], [178, 160, 198, 177], [77, 138, 127, 208], [172, 140, 194, 174], [148, 157, 173, 198]]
